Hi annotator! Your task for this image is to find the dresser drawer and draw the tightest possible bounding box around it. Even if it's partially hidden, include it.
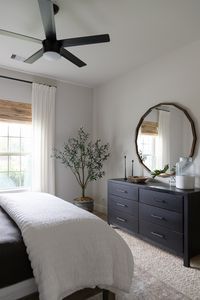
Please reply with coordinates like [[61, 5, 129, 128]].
[[139, 189, 183, 213], [109, 195, 138, 217], [109, 209, 138, 233], [140, 220, 183, 253], [109, 182, 138, 201], [139, 203, 183, 233]]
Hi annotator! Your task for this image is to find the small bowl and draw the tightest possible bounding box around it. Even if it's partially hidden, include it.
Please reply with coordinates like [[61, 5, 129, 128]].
[[128, 176, 149, 183]]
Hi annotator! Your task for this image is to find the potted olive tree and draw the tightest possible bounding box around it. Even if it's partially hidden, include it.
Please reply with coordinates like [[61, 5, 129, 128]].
[[53, 127, 110, 212]]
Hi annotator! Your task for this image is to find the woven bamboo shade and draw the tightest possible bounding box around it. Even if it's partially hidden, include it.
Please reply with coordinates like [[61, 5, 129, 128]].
[[0, 99, 32, 123], [140, 121, 158, 135]]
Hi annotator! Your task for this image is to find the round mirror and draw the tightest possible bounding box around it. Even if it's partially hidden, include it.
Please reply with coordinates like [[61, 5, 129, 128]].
[[135, 103, 196, 175]]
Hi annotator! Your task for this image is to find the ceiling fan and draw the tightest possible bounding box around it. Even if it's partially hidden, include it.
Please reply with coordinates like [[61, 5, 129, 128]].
[[0, 0, 110, 67]]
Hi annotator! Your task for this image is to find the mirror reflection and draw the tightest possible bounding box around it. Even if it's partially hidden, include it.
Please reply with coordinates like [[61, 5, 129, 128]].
[[136, 104, 195, 173]]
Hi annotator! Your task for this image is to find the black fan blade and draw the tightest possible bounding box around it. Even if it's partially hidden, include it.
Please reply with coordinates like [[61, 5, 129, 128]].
[[24, 48, 43, 64], [60, 48, 86, 67], [38, 0, 56, 40], [0, 29, 42, 44], [59, 34, 110, 48]]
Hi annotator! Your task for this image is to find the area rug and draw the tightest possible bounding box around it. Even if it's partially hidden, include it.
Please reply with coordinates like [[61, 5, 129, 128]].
[[115, 229, 200, 300]]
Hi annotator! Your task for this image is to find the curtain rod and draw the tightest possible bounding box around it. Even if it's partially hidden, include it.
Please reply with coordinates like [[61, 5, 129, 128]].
[[155, 107, 170, 112], [0, 75, 57, 88]]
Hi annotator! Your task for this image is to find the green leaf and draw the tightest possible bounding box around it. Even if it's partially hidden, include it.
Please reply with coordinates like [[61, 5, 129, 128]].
[[151, 164, 169, 179], [52, 127, 110, 195]]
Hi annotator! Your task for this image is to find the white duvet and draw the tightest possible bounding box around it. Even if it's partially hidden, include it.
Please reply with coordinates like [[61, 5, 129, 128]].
[[0, 192, 133, 300]]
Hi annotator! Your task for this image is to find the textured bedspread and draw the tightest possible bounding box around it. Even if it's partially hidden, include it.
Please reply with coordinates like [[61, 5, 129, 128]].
[[0, 192, 133, 300]]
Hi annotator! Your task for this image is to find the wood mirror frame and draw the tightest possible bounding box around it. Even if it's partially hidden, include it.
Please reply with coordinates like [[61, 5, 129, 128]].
[[135, 102, 197, 175]]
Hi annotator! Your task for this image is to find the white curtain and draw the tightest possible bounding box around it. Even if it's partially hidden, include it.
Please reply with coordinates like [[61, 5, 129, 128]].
[[32, 83, 56, 194], [156, 110, 170, 169]]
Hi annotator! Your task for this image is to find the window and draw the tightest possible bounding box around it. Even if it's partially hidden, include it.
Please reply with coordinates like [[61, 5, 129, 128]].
[[138, 134, 157, 170], [138, 121, 158, 170], [0, 100, 32, 190], [0, 122, 32, 189]]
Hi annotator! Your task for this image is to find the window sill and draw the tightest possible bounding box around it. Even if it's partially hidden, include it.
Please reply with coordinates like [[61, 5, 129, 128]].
[[0, 188, 30, 193]]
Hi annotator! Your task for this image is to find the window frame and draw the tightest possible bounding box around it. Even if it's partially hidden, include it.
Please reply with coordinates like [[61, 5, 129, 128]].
[[0, 120, 32, 190]]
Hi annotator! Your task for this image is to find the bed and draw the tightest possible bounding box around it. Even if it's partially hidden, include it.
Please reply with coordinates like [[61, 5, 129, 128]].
[[0, 207, 114, 300], [0, 192, 133, 300]]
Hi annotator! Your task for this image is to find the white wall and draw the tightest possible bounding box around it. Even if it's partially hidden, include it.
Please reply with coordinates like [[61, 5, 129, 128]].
[[55, 81, 92, 201], [93, 39, 200, 212], [0, 67, 56, 103], [0, 74, 31, 103], [0, 67, 93, 202]]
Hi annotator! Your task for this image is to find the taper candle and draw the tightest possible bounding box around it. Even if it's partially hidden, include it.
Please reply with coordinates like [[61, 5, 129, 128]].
[[132, 160, 134, 176], [124, 155, 127, 180]]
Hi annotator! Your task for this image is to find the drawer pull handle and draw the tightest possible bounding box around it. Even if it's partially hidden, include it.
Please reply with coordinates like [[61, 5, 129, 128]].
[[116, 217, 126, 222], [117, 189, 127, 194], [155, 199, 166, 204], [116, 203, 127, 207], [151, 214, 164, 220], [151, 231, 165, 239]]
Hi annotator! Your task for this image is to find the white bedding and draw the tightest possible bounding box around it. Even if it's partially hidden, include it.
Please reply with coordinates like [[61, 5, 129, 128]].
[[0, 192, 133, 300]]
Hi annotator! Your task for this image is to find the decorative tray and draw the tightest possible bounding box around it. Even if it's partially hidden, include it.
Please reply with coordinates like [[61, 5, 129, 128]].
[[127, 176, 149, 183]]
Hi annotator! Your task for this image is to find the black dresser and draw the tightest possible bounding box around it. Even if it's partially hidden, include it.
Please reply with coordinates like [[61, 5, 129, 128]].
[[108, 178, 200, 267]]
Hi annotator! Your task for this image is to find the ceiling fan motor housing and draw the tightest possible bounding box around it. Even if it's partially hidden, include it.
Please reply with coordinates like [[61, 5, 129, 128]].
[[42, 39, 61, 54]]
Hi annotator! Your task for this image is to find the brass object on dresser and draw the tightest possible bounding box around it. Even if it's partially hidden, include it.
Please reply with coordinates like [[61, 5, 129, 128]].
[[108, 178, 200, 267]]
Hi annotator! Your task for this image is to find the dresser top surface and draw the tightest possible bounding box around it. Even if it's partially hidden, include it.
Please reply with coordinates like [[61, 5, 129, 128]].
[[109, 178, 200, 195]]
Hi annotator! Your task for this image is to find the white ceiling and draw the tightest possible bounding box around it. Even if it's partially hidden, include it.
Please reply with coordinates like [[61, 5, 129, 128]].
[[0, 0, 200, 87]]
